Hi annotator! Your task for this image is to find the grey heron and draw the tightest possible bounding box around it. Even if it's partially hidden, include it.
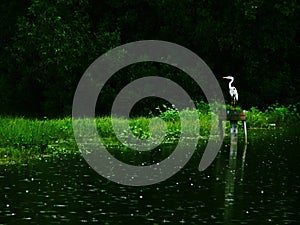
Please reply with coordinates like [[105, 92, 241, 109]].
[[223, 76, 238, 107]]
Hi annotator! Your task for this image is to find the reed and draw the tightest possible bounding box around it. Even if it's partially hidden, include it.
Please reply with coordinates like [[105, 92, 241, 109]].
[[0, 103, 298, 163]]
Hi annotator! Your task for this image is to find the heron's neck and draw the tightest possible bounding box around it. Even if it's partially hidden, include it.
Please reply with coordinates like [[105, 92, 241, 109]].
[[229, 78, 234, 88]]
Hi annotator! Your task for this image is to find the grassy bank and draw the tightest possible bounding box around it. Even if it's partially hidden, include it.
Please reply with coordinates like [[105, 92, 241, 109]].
[[0, 103, 299, 163]]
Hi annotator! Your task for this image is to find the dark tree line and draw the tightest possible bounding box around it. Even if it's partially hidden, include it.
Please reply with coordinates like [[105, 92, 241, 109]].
[[0, 0, 299, 117]]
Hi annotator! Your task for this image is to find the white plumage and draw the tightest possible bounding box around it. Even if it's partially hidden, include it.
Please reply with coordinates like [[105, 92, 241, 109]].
[[223, 76, 238, 106]]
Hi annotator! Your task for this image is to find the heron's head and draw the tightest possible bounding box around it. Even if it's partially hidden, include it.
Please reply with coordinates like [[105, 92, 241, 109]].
[[222, 76, 234, 80]]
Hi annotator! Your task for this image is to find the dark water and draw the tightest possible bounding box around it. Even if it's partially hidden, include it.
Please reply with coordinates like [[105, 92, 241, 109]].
[[1, 128, 300, 224]]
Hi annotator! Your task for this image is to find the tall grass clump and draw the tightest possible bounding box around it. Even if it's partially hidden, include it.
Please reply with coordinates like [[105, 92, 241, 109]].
[[247, 104, 299, 128], [156, 103, 216, 138], [0, 117, 76, 161], [0, 102, 298, 163]]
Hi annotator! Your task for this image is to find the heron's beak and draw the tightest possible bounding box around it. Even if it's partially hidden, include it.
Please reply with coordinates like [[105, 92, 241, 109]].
[[223, 76, 229, 79]]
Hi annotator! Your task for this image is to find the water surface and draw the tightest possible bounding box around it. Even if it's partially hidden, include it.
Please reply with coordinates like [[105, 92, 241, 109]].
[[1, 128, 299, 224]]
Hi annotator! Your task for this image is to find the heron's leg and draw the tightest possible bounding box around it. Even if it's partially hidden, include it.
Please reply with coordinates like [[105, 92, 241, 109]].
[[233, 98, 237, 107]]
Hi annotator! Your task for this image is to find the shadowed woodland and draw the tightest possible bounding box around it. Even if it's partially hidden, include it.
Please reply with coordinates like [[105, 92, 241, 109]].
[[0, 0, 299, 117]]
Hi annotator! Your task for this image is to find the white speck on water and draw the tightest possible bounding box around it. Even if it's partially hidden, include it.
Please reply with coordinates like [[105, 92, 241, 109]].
[[211, 215, 216, 219], [23, 217, 32, 220]]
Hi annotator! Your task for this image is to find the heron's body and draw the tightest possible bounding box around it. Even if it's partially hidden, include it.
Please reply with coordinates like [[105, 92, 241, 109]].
[[223, 76, 238, 106]]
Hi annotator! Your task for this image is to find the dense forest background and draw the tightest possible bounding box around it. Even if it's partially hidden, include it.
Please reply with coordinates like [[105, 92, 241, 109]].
[[0, 0, 299, 117]]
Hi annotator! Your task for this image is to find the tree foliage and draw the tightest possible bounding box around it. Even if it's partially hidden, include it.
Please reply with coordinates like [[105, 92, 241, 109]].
[[2, 0, 120, 116], [0, 0, 299, 117]]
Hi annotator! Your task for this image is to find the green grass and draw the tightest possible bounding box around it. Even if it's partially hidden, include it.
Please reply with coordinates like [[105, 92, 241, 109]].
[[0, 103, 299, 164], [246, 104, 299, 128], [0, 117, 76, 164]]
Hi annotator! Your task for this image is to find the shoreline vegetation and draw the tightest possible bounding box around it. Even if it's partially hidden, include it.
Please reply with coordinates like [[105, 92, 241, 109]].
[[0, 103, 299, 164]]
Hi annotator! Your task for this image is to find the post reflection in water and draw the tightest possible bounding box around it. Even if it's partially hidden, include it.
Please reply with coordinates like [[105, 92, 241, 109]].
[[223, 125, 248, 224], [240, 142, 248, 182]]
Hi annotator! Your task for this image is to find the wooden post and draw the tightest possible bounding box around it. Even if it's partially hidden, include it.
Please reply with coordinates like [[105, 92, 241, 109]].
[[225, 110, 247, 143], [243, 120, 247, 143]]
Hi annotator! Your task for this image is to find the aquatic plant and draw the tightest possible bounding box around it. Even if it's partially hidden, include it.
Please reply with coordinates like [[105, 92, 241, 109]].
[[0, 103, 298, 163]]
